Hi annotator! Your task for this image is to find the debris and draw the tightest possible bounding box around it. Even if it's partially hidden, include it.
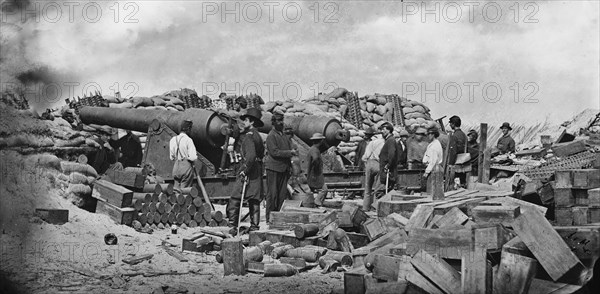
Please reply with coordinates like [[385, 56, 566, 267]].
[[122, 254, 154, 265]]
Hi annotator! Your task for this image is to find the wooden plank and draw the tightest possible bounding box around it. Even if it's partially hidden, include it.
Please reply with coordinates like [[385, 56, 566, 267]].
[[472, 205, 520, 226], [337, 211, 354, 228], [411, 249, 462, 294], [462, 241, 491, 294], [361, 218, 387, 241], [474, 224, 510, 251], [554, 226, 600, 261], [377, 199, 431, 217], [479, 196, 547, 216], [95, 200, 135, 225], [551, 140, 586, 157], [407, 228, 472, 259], [502, 236, 532, 257], [528, 278, 582, 294], [432, 197, 486, 216], [405, 267, 444, 294], [105, 169, 145, 189], [92, 179, 133, 208], [364, 279, 408, 294], [281, 199, 303, 209], [222, 238, 246, 276], [342, 203, 369, 227], [122, 254, 153, 265], [493, 251, 537, 294], [405, 205, 434, 231], [385, 213, 409, 227], [511, 209, 583, 281], [434, 207, 468, 228], [478, 123, 488, 183], [35, 208, 69, 224], [270, 211, 310, 227], [555, 207, 573, 226]]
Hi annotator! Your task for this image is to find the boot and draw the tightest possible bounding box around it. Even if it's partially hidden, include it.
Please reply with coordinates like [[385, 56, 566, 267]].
[[249, 200, 261, 232], [226, 198, 241, 235]]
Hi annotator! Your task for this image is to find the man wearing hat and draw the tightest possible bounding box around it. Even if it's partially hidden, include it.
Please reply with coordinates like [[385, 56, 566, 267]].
[[361, 130, 385, 211], [497, 122, 516, 154], [447, 116, 467, 165], [423, 127, 444, 193], [113, 129, 143, 168], [307, 133, 327, 206], [396, 129, 409, 169], [467, 130, 480, 174], [379, 123, 399, 192], [265, 112, 297, 223], [354, 128, 375, 170], [227, 108, 265, 235], [169, 119, 197, 191]]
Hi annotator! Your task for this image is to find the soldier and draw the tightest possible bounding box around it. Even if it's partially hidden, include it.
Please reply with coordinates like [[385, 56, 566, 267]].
[[354, 128, 375, 170], [361, 131, 384, 211], [423, 127, 444, 183], [307, 133, 327, 206], [497, 122, 516, 154], [113, 129, 143, 168], [379, 123, 398, 192], [467, 130, 480, 174], [226, 108, 265, 235], [169, 120, 197, 191]]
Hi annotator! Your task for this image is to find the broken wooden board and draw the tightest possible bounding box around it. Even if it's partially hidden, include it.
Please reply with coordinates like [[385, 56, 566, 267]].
[[554, 226, 600, 263], [432, 197, 486, 216], [405, 267, 444, 294], [377, 199, 431, 218], [342, 203, 368, 227], [472, 205, 520, 226], [511, 209, 584, 281], [404, 205, 434, 231], [248, 230, 317, 247], [384, 213, 409, 227], [344, 267, 368, 294], [461, 242, 491, 294], [473, 224, 511, 252], [371, 254, 404, 281], [433, 207, 468, 228], [35, 208, 68, 224], [92, 179, 134, 208], [407, 228, 472, 259], [95, 200, 135, 225], [528, 278, 583, 294], [411, 249, 462, 294], [122, 254, 153, 265], [479, 196, 547, 216], [269, 211, 311, 230]]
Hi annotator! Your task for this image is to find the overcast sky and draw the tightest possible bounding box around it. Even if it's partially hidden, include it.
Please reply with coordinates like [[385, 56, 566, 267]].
[[2, 0, 598, 126]]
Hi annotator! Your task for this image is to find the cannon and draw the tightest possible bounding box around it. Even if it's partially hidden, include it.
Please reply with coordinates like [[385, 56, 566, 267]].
[[79, 106, 350, 178]]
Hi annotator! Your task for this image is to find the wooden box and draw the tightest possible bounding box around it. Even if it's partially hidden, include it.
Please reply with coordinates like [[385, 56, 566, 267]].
[[92, 179, 133, 208], [96, 200, 135, 225]]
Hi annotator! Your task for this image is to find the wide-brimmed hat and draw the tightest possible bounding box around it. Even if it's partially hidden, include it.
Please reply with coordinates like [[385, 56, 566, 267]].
[[240, 108, 264, 127], [468, 129, 478, 137], [427, 127, 439, 135], [415, 127, 427, 135], [364, 127, 376, 136], [399, 130, 409, 137], [500, 122, 512, 130], [310, 133, 326, 140], [378, 122, 393, 130]]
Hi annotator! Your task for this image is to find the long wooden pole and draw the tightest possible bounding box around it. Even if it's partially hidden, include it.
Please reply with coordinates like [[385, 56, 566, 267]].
[[478, 123, 488, 183]]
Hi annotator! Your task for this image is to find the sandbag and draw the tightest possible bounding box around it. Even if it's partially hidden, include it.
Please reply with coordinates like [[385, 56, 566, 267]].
[[405, 112, 427, 120], [67, 183, 92, 197], [282, 102, 294, 109], [69, 172, 92, 185], [376, 96, 387, 105], [342, 123, 357, 130], [264, 101, 277, 112], [359, 100, 367, 111], [339, 105, 348, 116], [54, 137, 86, 148], [366, 95, 378, 104], [315, 104, 329, 112], [154, 106, 168, 111], [151, 97, 167, 106], [109, 102, 133, 109], [166, 106, 178, 112], [169, 98, 185, 105], [28, 153, 61, 170], [366, 102, 376, 113], [375, 105, 387, 116], [372, 113, 383, 122], [403, 107, 416, 114], [412, 105, 426, 113], [349, 136, 363, 143], [131, 97, 154, 108], [337, 98, 346, 104], [85, 138, 101, 148], [385, 102, 394, 112], [325, 88, 348, 99], [60, 161, 98, 178], [175, 105, 185, 111], [273, 106, 287, 114]]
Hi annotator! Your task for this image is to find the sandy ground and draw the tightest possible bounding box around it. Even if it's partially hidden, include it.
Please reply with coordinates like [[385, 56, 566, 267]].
[[0, 150, 344, 294]]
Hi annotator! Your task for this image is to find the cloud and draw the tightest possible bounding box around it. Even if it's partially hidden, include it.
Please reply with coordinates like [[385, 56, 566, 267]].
[[1, 0, 598, 126]]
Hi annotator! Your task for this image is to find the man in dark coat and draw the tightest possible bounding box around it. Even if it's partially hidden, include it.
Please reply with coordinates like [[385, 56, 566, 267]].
[[354, 128, 374, 170], [467, 130, 480, 174], [265, 113, 297, 223], [396, 129, 409, 169], [379, 123, 398, 192], [497, 122, 516, 154], [307, 133, 327, 206], [447, 115, 467, 165], [226, 108, 265, 235]]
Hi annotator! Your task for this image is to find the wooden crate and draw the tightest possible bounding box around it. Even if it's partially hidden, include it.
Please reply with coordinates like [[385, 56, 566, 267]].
[[96, 200, 135, 225]]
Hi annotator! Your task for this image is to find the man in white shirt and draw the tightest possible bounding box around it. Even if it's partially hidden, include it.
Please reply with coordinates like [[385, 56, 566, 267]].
[[423, 127, 444, 198], [361, 131, 385, 211], [169, 119, 198, 191]]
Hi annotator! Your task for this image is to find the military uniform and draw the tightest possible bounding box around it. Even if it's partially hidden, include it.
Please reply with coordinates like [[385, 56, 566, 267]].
[[226, 128, 264, 231]]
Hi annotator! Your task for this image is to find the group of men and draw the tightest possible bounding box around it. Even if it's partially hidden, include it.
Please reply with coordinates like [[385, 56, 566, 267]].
[[168, 109, 518, 236]]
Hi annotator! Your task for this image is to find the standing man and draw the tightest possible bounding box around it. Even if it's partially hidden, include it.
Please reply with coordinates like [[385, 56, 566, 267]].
[[307, 133, 327, 206], [226, 108, 264, 235], [362, 131, 384, 211], [396, 129, 409, 169], [497, 122, 516, 154], [265, 113, 297, 223], [113, 129, 143, 168], [379, 123, 398, 193], [408, 127, 428, 169], [169, 120, 197, 191], [354, 128, 374, 170], [447, 116, 467, 165], [423, 127, 444, 193], [467, 130, 480, 175]]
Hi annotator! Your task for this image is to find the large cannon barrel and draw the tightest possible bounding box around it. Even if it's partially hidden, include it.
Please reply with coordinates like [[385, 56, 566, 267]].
[[79, 107, 227, 150], [259, 112, 350, 147]]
